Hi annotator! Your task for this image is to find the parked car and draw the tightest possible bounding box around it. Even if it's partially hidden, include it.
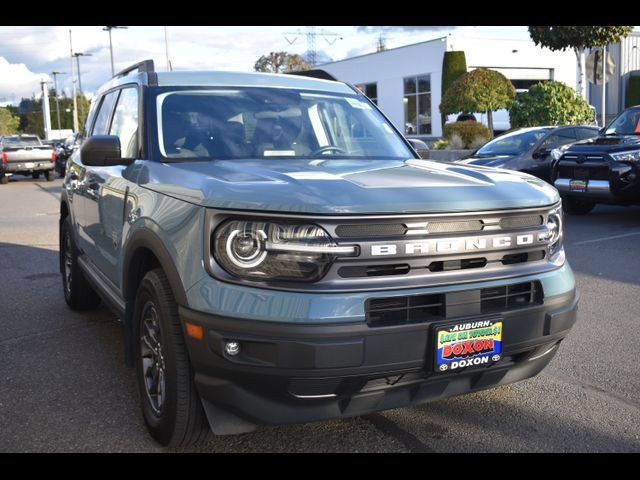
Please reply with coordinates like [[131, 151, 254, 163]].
[[55, 133, 80, 176], [0, 134, 56, 184], [61, 60, 577, 446], [552, 105, 640, 215], [458, 125, 600, 183]]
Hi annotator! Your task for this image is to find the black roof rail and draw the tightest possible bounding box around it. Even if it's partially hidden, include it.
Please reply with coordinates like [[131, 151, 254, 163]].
[[113, 59, 155, 80], [286, 69, 338, 82]]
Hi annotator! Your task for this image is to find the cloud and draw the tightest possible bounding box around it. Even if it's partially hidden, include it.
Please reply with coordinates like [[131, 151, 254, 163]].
[[0, 57, 50, 104]]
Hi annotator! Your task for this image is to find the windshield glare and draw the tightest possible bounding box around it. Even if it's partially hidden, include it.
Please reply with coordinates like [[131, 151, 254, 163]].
[[475, 128, 552, 156], [157, 88, 413, 160], [604, 107, 640, 135]]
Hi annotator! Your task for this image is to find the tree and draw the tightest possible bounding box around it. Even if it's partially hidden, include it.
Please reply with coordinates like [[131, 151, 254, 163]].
[[509, 81, 595, 128], [0, 107, 20, 135], [15, 92, 89, 137], [528, 26, 633, 98], [439, 68, 516, 136], [441, 51, 467, 129], [254, 52, 310, 73]]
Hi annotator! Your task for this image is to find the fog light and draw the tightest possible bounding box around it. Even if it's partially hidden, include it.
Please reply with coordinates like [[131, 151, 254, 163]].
[[225, 341, 241, 356]]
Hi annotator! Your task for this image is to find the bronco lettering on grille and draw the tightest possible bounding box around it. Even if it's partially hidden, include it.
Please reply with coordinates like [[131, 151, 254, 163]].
[[370, 233, 545, 256]]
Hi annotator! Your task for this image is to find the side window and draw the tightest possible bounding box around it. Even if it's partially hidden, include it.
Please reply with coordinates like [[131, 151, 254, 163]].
[[109, 88, 139, 158], [540, 129, 577, 150], [91, 90, 120, 136]]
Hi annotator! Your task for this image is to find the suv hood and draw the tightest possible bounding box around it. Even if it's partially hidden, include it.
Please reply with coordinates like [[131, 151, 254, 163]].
[[567, 134, 640, 151], [137, 158, 559, 214]]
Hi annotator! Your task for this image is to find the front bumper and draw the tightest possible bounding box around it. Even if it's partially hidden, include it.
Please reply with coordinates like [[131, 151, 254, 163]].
[[181, 285, 578, 433], [554, 155, 640, 204], [2, 160, 55, 175]]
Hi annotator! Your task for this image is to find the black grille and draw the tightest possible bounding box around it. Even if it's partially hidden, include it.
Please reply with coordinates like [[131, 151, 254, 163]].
[[499, 215, 543, 229], [335, 223, 407, 237], [366, 293, 445, 326], [339, 264, 410, 278], [366, 281, 542, 326], [426, 220, 482, 233], [480, 282, 542, 314], [558, 165, 609, 181]]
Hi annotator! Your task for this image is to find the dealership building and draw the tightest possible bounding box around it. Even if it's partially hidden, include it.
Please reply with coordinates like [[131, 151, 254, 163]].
[[319, 35, 580, 139]]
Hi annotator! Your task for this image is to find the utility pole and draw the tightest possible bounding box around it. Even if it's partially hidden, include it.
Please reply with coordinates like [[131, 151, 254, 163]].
[[51, 71, 66, 136], [69, 29, 79, 133], [283, 26, 342, 67], [40, 80, 52, 140], [103, 26, 128, 76], [164, 26, 172, 71], [73, 53, 92, 127]]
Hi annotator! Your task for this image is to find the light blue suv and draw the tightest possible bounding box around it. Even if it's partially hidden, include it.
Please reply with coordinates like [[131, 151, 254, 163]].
[[60, 60, 578, 446]]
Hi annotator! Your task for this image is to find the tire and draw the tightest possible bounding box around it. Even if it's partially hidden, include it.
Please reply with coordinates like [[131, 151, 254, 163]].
[[563, 197, 596, 215], [0, 175, 7, 185], [60, 216, 101, 310], [135, 268, 209, 447], [32, 172, 40, 179], [46, 170, 55, 181]]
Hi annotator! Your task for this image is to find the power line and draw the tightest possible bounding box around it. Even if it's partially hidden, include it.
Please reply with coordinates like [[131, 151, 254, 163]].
[[283, 26, 343, 66]]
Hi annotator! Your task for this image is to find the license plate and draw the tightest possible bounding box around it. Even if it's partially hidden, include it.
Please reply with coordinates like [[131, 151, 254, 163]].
[[24, 162, 34, 168], [435, 319, 502, 373], [569, 179, 588, 192]]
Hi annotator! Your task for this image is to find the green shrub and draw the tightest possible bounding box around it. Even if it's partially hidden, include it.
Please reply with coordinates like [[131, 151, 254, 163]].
[[509, 81, 593, 127], [626, 75, 640, 108], [443, 121, 491, 149], [433, 139, 449, 150], [442, 51, 467, 99]]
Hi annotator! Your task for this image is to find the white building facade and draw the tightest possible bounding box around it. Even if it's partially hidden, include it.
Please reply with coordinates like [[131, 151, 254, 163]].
[[320, 36, 578, 138]]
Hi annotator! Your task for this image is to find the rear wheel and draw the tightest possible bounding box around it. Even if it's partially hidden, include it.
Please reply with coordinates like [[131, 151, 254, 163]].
[[46, 170, 55, 181], [563, 197, 596, 215], [0, 175, 7, 185], [60, 216, 101, 310], [135, 268, 209, 447]]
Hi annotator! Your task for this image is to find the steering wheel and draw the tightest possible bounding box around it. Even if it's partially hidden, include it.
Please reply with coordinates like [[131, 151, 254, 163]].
[[310, 145, 347, 156]]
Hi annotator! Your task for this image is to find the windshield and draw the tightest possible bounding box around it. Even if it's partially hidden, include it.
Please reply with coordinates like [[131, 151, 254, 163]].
[[604, 107, 640, 136], [2, 136, 41, 147], [156, 87, 413, 160], [474, 128, 552, 156]]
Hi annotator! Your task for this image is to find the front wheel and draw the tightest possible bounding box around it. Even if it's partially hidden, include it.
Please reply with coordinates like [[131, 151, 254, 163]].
[[60, 217, 101, 310], [563, 197, 595, 215], [32, 172, 40, 179], [135, 268, 209, 447], [0, 175, 7, 185], [46, 170, 55, 181]]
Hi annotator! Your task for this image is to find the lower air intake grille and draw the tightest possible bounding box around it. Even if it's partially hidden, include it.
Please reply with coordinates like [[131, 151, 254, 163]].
[[366, 281, 542, 326]]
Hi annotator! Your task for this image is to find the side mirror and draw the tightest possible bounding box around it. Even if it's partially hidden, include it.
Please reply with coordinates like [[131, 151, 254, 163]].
[[80, 135, 134, 167], [532, 148, 548, 160], [550, 148, 564, 162], [406, 138, 430, 159]]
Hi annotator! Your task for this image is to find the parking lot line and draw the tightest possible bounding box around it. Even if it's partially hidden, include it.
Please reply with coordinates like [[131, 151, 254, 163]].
[[572, 231, 640, 246]]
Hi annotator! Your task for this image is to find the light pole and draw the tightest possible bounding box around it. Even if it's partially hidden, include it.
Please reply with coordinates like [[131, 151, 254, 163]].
[[103, 26, 128, 76], [73, 52, 92, 127], [51, 71, 66, 136]]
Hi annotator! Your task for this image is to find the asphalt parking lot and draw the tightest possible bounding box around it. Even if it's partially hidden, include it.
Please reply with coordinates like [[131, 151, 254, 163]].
[[1, 177, 639, 452]]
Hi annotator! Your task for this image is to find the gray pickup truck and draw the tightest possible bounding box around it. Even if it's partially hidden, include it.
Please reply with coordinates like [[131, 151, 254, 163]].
[[0, 134, 56, 184]]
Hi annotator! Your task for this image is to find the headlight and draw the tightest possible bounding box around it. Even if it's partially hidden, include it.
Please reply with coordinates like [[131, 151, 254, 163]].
[[539, 205, 563, 257], [213, 220, 357, 282], [611, 150, 640, 162]]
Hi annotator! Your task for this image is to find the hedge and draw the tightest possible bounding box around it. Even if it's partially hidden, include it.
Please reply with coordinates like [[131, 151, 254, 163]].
[[443, 121, 491, 149]]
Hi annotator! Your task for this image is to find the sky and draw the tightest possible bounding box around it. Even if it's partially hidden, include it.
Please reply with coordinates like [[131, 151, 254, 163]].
[[0, 26, 534, 106]]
